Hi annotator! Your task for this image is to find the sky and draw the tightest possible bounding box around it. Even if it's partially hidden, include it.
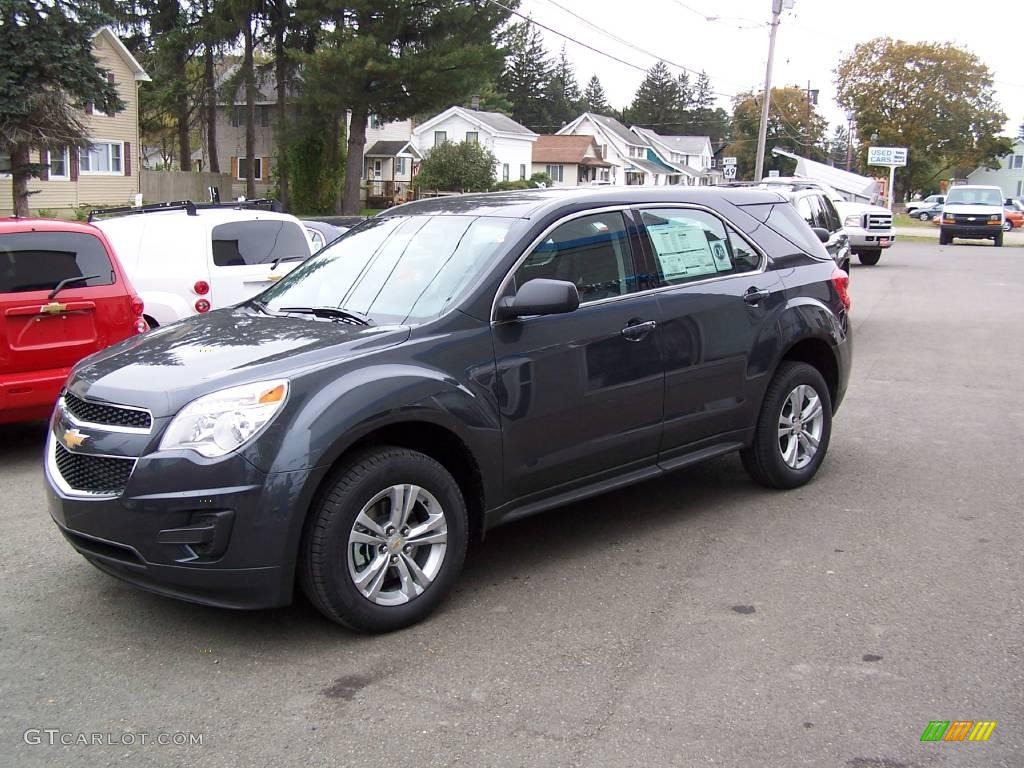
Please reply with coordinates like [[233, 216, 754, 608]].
[[516, 0, 1024, 138]]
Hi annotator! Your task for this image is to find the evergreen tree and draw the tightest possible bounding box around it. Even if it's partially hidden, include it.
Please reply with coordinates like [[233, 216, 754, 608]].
[[544, 45, 581, 129], [829, 124, 851, 167], [1, 0, 122, 216], [498, 21, 552, 131], [627, 61, 681, 132], [583, 74, 611, 114]]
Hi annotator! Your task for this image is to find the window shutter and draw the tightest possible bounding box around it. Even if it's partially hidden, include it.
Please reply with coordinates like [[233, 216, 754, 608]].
[[263, 156, 271, 181], [230, 156, 238, 179], [124, 141, 131, 176], [70, 148, 79, 181], [40, 150, 49, 181]]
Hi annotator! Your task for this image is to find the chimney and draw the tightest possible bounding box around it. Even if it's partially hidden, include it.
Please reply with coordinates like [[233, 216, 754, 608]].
[[471, 95, 480, 111]]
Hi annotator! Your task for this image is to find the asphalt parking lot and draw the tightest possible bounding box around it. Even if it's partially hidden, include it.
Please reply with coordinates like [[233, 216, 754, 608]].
[[1, 240, 1021, 768]]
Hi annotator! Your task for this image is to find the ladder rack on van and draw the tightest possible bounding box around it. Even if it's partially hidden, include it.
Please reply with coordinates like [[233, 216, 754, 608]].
[[88, 199, 285, 222]]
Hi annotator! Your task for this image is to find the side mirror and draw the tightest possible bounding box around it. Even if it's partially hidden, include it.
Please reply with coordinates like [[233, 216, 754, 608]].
[[496, 278, 580, 321], [812, 227, 831, 243]]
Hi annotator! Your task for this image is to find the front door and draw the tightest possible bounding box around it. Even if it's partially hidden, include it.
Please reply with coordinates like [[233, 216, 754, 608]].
[[632, 206, 783, 462], [491, 210, 664, 503]]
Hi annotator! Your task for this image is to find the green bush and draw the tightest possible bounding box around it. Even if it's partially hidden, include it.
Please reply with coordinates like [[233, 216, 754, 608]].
[[415, 140, 497, 193], [492, 179, 531, 191]]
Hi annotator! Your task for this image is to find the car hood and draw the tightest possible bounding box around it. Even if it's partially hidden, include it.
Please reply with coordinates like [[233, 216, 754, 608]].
[[834, 201, 890, 216], [67, 307, 411, 416], [943, 203, 1002, 215]]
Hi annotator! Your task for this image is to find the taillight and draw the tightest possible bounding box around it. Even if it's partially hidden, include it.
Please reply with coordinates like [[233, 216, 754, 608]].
[[130, 296, 144, 316], [832, 267, 851, 313], [134, 318, 149, 334], [195, 298, 211, 313], [193, 280, 210, 295]]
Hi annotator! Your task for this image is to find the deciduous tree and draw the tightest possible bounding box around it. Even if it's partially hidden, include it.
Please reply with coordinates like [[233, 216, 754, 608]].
[[415, 139, 496, 192], [725, 86, 826, 180], [835, 38, 1010, 199]]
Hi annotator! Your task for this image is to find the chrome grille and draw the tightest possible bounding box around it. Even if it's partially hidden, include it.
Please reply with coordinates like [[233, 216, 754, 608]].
[[866, 213, 892, 231], [63, 392, 152, 431], [53, 442, 135, 495]]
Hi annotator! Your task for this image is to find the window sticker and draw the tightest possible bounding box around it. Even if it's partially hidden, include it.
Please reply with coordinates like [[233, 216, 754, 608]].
[[647, 221, 731, 280]]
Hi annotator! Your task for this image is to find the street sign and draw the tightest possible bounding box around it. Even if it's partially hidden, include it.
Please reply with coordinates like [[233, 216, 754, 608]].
[[868, 146, 908, 167], [768, 170, 780, 177], [723, 157, 737, 166], [723, 165, 737, 179]]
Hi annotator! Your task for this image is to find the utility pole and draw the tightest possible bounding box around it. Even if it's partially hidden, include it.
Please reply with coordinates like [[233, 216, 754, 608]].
[[754, 0, 792, 180]]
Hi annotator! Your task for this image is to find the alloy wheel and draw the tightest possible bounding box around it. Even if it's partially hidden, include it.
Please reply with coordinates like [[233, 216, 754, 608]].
[[777, 384, 825, 470]]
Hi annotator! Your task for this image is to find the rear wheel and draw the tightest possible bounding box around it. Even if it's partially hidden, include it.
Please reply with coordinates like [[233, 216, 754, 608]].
[[741, 362, 833, 490], [1002, 220, 1012, 232], [858, 250, 881, 266], [917, 211, 930, 221], [300, 447, 468, 632]]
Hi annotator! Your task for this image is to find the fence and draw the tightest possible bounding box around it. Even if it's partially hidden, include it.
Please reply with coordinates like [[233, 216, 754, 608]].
[[141, 170, 235, 204]]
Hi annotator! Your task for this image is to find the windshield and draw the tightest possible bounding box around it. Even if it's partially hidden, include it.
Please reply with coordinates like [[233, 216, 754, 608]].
[[945, 188, 1002, 206], [258, 215, 515, 324]]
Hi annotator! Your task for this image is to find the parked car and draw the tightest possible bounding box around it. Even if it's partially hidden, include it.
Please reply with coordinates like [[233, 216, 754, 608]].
[[302, 219, 350, 252], [1003, 206, 1023, 231], [46, 187, 852, 632], [760, 177, 892, 266], [1, 219, 147, 424], [906, 194, 945, 215], [92, 200, 313, 327], [756, 183, 851, 272], [939, 185, 1005, 246], [913, 202, 944, 221]]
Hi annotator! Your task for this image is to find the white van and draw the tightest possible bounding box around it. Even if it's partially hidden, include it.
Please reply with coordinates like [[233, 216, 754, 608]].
[[939, 185, 1004, 247], [94, 202, 313, 327]]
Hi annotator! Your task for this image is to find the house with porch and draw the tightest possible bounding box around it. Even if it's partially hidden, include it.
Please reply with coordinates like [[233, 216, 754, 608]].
[[630, 128, 713, 185], [558, 112, 675, 185], [411, 107, 537, 186], [531, 135, 610, 186], [362, 114, 421, 208], [0, 27, 150, 215]]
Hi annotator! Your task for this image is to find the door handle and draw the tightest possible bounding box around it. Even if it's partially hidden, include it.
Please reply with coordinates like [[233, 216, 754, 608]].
[[621, 320, 657, 341], [743, 287, 770, 305]]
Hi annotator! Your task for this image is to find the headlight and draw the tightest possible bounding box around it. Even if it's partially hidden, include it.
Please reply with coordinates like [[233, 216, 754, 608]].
[[843, 214, 861, 228], [989, 214, 1001, 223], [159, 380, 289, 457]]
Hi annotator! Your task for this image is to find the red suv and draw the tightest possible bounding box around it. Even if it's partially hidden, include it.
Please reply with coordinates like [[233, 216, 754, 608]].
[[1, 219, 147, 424]]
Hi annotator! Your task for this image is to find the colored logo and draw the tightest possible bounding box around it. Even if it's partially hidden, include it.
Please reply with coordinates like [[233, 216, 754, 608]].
[[920, 721, 996, 742], [62, 428, 89, 450]]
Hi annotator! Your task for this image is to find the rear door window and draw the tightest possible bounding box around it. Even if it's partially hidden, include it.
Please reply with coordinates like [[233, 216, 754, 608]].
[[818, 196, 842, 233], [0, 232, 115, 294], [740, 202, 831, 259], [638, 208, 761, 286], [211, 220, 309, 267]]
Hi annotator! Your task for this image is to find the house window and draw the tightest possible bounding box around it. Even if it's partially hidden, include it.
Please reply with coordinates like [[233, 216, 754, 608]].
[[49, 149, 70, 180], [434, 131, 447, 146], [395, 156, 407, 175], [237, 157, 262, 180], [520, 164, 526, 180], [465, 132, 478, 144], [80, 142, 122, 174], [502, 163, 509, 181], [231, 106, 242, 128], [546, 164, 564, 182], [1011, 154, 1024, 169], [369, 115, 383, 130], [628, 147, 634, 157], [259, 105, 270, 128], [0, 153, 11, 174]]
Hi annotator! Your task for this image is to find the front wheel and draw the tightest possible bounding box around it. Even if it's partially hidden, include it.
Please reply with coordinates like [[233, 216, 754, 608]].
[[858, 250, 881, 266], [939, 230, 952, 246], [741, 362, 833, 489], [917, 211, 930, 221], [300, 447, 468, 632], [1002, 220, 1011, 232], [994, 231, 1004, 247]]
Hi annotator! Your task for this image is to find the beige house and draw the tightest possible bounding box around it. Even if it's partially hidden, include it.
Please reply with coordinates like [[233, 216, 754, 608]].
[[531, 135, 610, 187], [0, 27, 150, 215]]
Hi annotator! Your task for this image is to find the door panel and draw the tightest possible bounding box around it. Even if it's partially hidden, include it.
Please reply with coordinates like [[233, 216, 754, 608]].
[[491, 210, 664, 503], [633, 206, 782, 458]]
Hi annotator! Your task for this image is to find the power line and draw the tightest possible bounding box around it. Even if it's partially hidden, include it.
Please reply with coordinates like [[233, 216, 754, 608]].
[[669, 0, 768, 30]]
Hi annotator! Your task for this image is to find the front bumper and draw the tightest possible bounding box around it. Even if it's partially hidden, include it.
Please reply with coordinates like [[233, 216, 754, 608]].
[[847, 230, 894, 250], [942, 224, 1001, 239], [45, 412, 314, 610]]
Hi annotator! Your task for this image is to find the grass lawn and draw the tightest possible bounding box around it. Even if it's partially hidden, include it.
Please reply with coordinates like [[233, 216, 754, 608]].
[[893, 212, 936, 228], [360, 208, 384, 216]]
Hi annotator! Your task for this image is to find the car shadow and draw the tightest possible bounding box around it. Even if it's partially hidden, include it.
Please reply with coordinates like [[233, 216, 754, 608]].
[[0, 420, 48, 462]]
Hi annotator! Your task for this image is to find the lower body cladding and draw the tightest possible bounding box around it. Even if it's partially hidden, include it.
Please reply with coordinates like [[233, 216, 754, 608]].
[[45, 425, 317, 610]]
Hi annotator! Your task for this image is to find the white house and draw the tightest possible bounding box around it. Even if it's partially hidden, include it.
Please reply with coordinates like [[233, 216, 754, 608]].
[[558, 112, 675, 186], [411, 107, 537, 185], [967, 138, 1024, 200], [630, 128, 714, 185]]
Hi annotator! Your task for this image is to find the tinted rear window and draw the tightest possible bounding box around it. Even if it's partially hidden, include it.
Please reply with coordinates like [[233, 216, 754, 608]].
[[0, 232, 114, 294], [211, 220, 309, 267], [741, 202, 830, 259]]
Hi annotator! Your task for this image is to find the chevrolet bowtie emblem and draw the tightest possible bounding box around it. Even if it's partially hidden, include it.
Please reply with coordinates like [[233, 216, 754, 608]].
[[41, 301, 67, 314], [63, 428, 89, 450]]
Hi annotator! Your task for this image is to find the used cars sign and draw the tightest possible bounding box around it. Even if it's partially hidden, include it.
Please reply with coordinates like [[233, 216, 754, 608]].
[[868, 146, 908, 167]]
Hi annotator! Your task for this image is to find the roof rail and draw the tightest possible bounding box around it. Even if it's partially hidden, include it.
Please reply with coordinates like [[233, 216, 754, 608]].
[[87, 198, 285, 222]]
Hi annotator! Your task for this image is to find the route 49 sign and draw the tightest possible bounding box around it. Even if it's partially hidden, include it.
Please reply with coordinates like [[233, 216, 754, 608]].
[[723, 165, 737, 179]]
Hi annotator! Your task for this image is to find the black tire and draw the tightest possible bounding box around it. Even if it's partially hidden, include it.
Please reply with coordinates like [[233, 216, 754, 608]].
[[299, 447, 468, 633], [741, 362, 833, 490], [994, 231, 1004, 247], [917, 211, 930, 221], [857, 250, 881, 266], [143, 315, 159, 328], [1002, 220, 1011, 232], [939, 230, 951, 246]]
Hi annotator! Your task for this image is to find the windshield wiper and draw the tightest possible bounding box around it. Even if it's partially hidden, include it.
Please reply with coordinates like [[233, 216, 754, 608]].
[[249, 299, 272, 315], [270, 255, 307, 271], [277, 306, 374, 326], [48, 274, 100, 300]]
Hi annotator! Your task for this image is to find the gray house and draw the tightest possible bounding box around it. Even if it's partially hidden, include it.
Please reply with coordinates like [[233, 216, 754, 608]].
[[967, 138, 1024, 199]]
